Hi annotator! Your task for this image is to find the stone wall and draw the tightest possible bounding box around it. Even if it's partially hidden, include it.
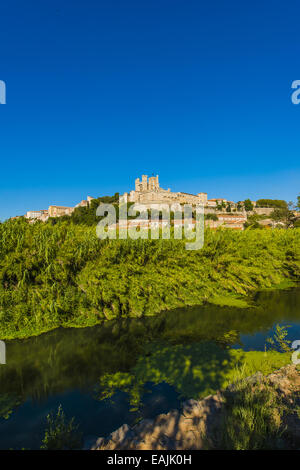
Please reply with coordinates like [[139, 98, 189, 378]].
[[253, 207, 274, 216]]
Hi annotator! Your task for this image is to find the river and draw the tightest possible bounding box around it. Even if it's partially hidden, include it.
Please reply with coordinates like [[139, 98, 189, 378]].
[[0, 287, 299, 449]]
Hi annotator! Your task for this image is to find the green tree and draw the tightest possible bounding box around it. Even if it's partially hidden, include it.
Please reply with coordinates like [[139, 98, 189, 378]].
[[244, 214, 264, 230], [256, 199, 288, 209], [205, 213, 218, 221], [243, 199, 254, 212], [216, 200, 226, 211], [270, 208, 295, 228]]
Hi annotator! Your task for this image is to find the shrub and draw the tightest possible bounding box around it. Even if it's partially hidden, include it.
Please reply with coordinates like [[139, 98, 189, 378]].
[[40, 405, 82, 450]]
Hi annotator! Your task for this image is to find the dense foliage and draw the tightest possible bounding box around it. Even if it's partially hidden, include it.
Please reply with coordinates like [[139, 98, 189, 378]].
[[0, 219, 299, 339], [256, 199, 288, 209], [48, 193, 120, 226], [243, 198, 254, 211]]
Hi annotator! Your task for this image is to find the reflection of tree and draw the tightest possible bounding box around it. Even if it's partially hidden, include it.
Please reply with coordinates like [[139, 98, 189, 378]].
[[96, 342, 291, 413], [215, 330, 241, 348], [0, 289, 298, 410], [0, 393, 21, 420], [97, 342, 238, 410]]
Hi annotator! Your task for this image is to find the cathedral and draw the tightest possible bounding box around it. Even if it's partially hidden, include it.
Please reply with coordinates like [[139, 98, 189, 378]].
[[120, 175, 207, 206]]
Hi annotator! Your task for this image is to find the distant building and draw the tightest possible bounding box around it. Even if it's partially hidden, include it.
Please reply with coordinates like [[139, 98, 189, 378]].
[[75, 200, 88, 208], [48, 206, 74, 218], [25, 210, 43, 219], [121, 175, 207, 207], [75, 196, 95, 208]]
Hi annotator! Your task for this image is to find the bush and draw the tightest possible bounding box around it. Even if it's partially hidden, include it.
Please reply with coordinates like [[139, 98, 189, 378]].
[[205, 213, 218, 221], [256, 199, 288, 209], [40, 405, 82, 450]]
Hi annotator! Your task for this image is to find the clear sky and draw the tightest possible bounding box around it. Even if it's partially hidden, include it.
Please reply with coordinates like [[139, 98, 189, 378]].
[[0, 0, 299, 220]]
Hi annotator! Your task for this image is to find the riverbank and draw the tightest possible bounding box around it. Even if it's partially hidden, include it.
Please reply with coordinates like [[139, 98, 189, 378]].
[[0, 220, 299, 340], [92, 364, 300, 450]]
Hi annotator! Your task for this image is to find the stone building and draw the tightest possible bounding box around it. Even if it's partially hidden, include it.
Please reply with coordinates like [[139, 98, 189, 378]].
[[121, 175, 207, 206], [25, 210, 43, 219], [48, 206, 74, 218], [25, 209, 49, 219], [75, 196, 95, 209]]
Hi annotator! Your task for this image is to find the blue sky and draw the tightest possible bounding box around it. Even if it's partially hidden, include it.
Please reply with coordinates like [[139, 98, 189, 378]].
[[0, 0, 299, 220]]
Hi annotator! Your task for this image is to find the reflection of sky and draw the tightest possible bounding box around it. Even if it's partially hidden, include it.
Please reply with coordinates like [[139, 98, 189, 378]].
[[232, 320, 300, 352], [0, 383, 180, 450]]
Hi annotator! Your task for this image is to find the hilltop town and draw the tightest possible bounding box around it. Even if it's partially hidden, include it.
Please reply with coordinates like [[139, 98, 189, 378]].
[[23, 195, 96, 222], [16, 174, 300, 230]]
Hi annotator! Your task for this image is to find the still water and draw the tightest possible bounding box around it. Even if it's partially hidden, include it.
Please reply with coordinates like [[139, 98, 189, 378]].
[[0, 288, 300, 449]]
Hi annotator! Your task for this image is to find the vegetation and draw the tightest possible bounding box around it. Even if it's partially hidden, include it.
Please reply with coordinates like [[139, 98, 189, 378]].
[[0, 220, 300, 339], [270, 207, 297, 228], [0, 218, 299, 340], [0, 394, 21, 420], [266, 324, 292, 352], [217, 378, 288, 449], [1, 290, 299, 421], [216, 200, 226, 211], [97, 341, 291, 411], [213, 323, 298, 450], [244, 213, 267, 229], [256, 199, 288, 209], [48, 193, 120, 226], [243, 199, 254, 212], [40, 405, 82, 450], [205, 213, 218, 221]]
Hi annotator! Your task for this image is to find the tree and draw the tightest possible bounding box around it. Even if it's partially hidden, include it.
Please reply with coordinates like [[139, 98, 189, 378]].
[[216, 200, 226, 211], [296, 195, 300, 211], [270, 208, 295, 228], [243, 199, 254, 212], [256, 199, 288, 209], [294, 219, 300, 228], [205, 213, 218, 221], [244, 214, 264, 230]]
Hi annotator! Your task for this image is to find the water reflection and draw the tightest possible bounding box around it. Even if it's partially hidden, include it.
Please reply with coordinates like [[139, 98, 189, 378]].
[[0, 287, 299, 449]]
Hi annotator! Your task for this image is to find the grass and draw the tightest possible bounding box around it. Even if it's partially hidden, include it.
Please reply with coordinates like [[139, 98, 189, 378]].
[[218, 379, 287, 449], [0, 218, 299, 340]]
